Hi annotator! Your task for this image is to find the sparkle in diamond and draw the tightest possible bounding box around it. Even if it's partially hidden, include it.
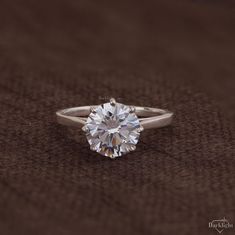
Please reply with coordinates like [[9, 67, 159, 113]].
[[85, 102, 140, 158]]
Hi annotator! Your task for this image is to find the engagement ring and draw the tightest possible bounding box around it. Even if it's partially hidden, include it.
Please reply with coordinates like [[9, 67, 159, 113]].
[[56, 98, 173, 159]]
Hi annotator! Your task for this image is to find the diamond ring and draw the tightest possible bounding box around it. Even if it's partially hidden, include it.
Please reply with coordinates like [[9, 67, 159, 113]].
[[56, 98, 173, 159]]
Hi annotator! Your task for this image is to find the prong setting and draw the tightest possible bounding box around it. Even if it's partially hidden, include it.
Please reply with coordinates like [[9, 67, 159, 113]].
[[129, 145, 136, 151], [90, 145, 96, 151], [90, 106, 97, 113], [110, 98, 116, 106], [129, 106, 136, 113], [85, 101, 140, 158], [137, 125, 144, 132], [82, 125, 89, 132]]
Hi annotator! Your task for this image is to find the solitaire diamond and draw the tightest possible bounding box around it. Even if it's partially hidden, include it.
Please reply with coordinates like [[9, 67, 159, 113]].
[[57, 98, 173, 159], [84, 100, 141, 158]]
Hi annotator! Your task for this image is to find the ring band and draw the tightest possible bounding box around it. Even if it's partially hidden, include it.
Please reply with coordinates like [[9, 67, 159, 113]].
[[56, 98, 173, 158], [56, 106, 173, 129]]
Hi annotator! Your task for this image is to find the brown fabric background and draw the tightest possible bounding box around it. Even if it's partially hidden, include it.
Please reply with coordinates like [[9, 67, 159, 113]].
[[0, 1, 235, 235]]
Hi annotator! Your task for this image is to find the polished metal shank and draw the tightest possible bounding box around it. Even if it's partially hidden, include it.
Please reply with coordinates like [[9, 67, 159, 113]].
[[56, 105, 173, 130]]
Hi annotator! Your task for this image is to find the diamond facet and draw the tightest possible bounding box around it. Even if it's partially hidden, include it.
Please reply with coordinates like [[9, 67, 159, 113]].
[[84, 101, 141, 158]]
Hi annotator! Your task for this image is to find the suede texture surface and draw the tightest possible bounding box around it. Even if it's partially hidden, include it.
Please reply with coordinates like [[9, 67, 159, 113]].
[[0, 1, 235, 235]]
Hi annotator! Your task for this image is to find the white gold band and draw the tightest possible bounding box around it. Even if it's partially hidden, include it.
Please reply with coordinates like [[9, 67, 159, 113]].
[[56, 105, 173, 130]]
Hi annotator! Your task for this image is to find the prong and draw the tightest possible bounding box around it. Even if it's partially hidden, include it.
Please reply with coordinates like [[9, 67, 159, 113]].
[[137, 125, 144, 132], [90, 145, 96, 151], [90, 106, 96, 113], [129, 106, 136, 113], [82, 125, 89, 132], [110, 98, 116, 106], [109, 155, 116, 160], [130, 145, 136, 151]]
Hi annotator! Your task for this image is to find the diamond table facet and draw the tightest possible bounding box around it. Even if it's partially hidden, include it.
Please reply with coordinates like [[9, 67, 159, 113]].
[[84, 102, 141, 158]]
